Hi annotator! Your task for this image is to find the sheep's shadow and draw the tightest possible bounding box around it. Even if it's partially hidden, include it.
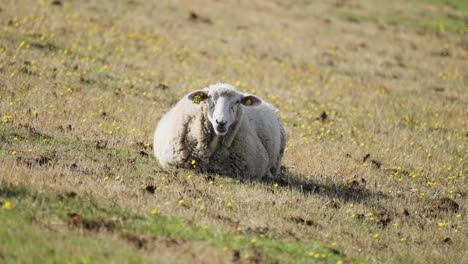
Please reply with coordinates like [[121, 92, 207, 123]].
[[0, 184, 29, 199], [235, 167, 388, 204], [162, 166, 388, 204]]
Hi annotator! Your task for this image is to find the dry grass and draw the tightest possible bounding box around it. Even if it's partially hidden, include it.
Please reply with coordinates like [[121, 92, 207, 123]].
[[0, 0, 467, 263]]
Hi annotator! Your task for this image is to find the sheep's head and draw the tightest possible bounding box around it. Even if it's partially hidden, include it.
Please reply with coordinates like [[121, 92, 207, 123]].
[[188, 83, 261, 136]]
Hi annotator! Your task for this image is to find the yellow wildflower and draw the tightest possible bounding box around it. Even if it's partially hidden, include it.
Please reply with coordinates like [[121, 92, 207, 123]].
[[2, 115, 12, 124], [2, 201, 12, 209], [437, 221, 448, 227]]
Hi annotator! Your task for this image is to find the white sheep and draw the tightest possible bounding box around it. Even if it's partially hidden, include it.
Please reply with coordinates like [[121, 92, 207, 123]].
[[153, 83, 286, 179]]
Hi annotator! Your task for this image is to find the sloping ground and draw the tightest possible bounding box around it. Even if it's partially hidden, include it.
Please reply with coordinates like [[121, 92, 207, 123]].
[[0, 0, 466, 263]]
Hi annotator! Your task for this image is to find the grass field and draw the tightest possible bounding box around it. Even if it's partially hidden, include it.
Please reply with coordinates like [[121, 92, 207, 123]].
[[0, 0, 466, 263]]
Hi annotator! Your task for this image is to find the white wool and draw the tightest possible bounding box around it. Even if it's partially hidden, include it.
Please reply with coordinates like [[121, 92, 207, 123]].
[[153, 83, 286, 179]]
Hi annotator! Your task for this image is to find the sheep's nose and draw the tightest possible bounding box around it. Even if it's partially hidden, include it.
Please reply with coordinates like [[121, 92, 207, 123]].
[[216, 119, 227, 126]]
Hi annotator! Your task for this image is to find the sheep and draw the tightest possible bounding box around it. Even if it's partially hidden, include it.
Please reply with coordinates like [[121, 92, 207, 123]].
[[153, 83, 286, 179]]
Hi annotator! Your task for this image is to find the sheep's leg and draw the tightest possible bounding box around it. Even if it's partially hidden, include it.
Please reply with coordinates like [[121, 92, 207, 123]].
[[262, 170, 275, 182]]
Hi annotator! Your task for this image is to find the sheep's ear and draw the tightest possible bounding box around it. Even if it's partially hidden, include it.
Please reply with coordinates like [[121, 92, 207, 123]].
[[188, 90, 209, 104], [241, 94, 262, 107]]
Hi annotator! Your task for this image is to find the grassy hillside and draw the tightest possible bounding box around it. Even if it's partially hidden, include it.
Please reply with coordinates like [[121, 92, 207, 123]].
[[0, 0, 466, 263]]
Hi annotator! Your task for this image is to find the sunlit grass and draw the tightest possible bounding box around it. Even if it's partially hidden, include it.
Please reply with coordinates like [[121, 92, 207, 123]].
[[0, 0, 466, 263]]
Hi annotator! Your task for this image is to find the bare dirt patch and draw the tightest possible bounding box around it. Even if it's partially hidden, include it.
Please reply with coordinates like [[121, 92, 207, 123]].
[[425, 197, 460, 217], [64, 213, 116, 233]]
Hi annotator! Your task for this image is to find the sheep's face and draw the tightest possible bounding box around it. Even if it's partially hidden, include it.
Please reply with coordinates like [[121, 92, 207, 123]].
[[188, 86, 261, 136]]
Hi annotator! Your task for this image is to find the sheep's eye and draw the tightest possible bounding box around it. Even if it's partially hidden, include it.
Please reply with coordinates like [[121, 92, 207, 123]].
[[236, 100, 240, 104]]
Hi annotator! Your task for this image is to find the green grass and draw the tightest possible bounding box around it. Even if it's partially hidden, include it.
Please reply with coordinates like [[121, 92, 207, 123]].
[[333, 0, 468, 33], [421, 0, 468, 11], [0, 185, 351, 263], [0, 188, 143, 264], [0, 217, 142, 264]]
